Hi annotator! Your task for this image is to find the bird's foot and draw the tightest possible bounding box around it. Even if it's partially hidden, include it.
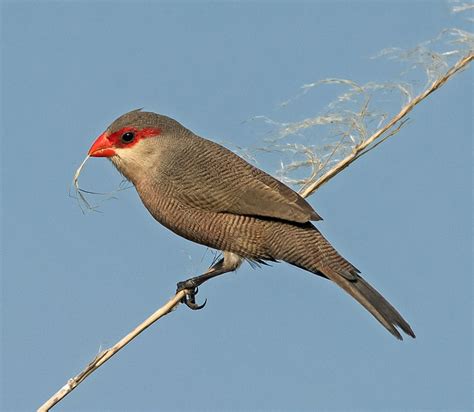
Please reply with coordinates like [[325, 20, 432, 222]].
[[176, 280, 207, 310]]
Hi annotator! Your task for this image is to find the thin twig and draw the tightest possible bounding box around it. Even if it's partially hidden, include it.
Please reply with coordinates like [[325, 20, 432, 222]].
[[299, 52, 473, 198], [38, 51, 472, 412], [38, 291, 187, 412]]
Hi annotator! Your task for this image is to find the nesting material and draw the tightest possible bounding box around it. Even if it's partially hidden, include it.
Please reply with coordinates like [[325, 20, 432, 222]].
[[71, 154, 131, 213], [72, 155, 95, 212]]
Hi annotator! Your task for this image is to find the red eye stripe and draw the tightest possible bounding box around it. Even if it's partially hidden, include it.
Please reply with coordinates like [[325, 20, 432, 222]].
[[107, 126, 162, 149]]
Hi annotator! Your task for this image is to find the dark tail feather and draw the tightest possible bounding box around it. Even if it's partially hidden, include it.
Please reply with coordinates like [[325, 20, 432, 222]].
[[322, 267, 415, 340], [268, 221, 414, 339]]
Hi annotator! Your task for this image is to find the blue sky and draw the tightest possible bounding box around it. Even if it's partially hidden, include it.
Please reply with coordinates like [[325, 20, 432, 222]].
[[1, 1, 472, 411]]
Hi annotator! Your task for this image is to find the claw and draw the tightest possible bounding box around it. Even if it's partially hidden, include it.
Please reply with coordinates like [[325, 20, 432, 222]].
[[185, 295, 207, 310], [177, 282, 207, 310], [183, 288, 207, 310]]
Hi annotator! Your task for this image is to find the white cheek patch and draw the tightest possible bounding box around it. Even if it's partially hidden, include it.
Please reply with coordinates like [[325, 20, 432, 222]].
[[112, 139, 160, 183], [114, 140, 157, 166]]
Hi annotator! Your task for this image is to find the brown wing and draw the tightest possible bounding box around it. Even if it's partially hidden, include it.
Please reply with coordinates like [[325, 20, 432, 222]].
[[171, 135, 321, 223], [228, 166, 322, 223]]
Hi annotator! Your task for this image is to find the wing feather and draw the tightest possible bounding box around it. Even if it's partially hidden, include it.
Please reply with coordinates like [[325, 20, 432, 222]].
[[172, 135, 321, 223]]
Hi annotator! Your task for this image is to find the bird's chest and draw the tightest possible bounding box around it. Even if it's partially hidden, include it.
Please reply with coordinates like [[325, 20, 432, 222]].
[[135, 179, 217, 242]]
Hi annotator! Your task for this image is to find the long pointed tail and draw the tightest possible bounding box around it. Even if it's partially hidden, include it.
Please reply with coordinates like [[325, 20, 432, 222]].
[[321, 266, 415, 340], [276, 223, 415, 340]]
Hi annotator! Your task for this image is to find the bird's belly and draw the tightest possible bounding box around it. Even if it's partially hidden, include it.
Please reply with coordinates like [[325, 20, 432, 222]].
[[137, 188, 264, 257]]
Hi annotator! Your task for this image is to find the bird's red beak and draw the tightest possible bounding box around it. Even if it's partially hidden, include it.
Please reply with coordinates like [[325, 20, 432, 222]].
[[88, 132, 116, 157]]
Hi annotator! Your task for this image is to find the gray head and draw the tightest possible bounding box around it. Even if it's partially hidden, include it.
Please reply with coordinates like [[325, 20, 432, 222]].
[[106, 109, 186, 135], [88, 109, 190, 183]]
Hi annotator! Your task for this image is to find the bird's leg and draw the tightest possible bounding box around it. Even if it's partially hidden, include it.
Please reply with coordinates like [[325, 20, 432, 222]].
[[176, 258, 227, 310], [177, 253, 242, 310]]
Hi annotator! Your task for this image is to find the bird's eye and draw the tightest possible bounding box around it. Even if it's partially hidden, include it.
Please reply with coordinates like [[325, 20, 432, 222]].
[[121, 132, 135, 143]]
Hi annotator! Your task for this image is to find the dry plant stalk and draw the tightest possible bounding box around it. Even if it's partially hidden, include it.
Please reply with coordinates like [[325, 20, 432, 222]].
[[37, 291, 187, 412], [38, 51, 472, 411], [300, 52, 473, 197]]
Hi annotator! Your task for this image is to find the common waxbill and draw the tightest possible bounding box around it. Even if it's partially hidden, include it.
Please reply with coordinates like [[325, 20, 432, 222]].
[[87, 109, 415, 340]]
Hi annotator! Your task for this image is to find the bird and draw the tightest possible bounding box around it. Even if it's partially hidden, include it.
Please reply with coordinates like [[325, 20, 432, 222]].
[[87, 109, 415, 340]]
